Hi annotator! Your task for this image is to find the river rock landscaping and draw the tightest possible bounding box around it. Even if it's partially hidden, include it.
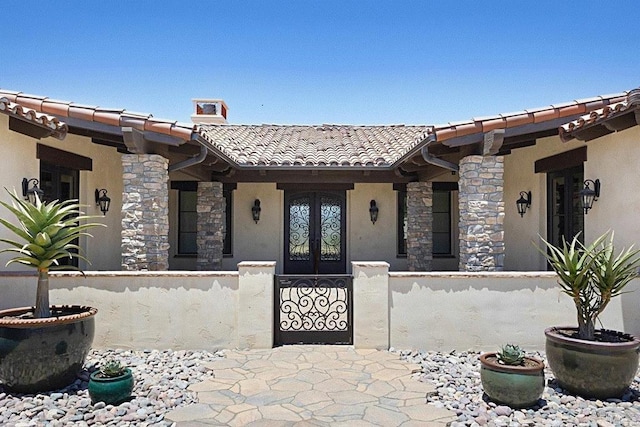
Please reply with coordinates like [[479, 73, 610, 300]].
[[398, 349, 640, 427], [0, 348, 222, 426]]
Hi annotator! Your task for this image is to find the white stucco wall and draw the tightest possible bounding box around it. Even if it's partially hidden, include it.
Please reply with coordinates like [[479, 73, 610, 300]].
[[503, 135, 587, 270], [349, 183, 407, 271], [222, 183, 283, 271], [389, 273, 640, 352], [4, 269, 636, 351], [0, 115, 123, 271], [583, 126, 640, 252], [0, 271, 240, 350], [503, 127, 640, 271]]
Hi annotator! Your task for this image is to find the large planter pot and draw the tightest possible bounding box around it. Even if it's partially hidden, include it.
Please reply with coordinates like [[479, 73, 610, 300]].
[[545, 327, 640, 399], [0, 305, 97, 393], [480, 352, 545, 408], [89, 368, 134, 405]]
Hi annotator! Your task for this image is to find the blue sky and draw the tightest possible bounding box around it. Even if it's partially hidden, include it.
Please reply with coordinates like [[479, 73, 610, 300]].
[[3, 1, 640, 125]]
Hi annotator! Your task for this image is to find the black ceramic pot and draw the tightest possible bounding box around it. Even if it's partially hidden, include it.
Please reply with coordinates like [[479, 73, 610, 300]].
[[0, 305, 97, 393]]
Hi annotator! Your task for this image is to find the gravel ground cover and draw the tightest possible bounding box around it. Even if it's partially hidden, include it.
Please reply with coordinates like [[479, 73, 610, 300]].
[[398, 349, 640, 427], [0, 348, 222, 427]]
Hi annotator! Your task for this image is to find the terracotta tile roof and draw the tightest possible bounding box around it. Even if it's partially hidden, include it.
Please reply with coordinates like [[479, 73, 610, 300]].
[[428, 92, 628, 143], [198, 124, 431, 168], [0, 96, 67, 139], [0, 90, 197, 142], [559, 89, 640, 142]]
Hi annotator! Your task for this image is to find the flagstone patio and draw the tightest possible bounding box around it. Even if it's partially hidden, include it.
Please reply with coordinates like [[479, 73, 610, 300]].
[[165, 345, 456, 426]]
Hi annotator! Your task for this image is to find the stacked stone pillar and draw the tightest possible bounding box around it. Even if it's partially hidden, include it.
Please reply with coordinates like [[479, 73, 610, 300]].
[[458, 155, 505, 271], [121, 154, 170, 271], [406, 181, 433, 271], [196, 182, 225, 271]]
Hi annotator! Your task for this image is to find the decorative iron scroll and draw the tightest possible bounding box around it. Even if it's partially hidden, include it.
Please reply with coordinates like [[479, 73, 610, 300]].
[[278, 276, 350, 332], [289, 197, 310, 261], [320, 196, 341, 261]]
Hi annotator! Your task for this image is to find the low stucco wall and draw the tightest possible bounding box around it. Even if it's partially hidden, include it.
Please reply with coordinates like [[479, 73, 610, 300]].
[[0, 271, 239, 350], [389, 272, 640, 352], [2, 268, 638, 352]]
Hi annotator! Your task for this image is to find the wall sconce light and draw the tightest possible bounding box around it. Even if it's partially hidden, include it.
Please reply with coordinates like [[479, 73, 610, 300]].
[[580, 179, 600, 214], [95, 189, 111, 215], [252, 199, 261, 223], [369, 200, 379, 224], [516, 191, 532, 217], [22, 178, 44, 204]]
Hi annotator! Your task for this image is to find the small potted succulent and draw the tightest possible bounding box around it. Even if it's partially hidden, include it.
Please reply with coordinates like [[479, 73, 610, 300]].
[[480, 344, 545, 408], [88, 359, 134, 405], [539, 231, 640, 398]]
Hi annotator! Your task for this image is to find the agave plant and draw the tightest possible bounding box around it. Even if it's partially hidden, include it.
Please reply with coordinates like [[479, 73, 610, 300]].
[[497, 344, 525, 366], [539, 231, 640, 340], [99, 360, 127, 378], [0, 190, 105, 318]]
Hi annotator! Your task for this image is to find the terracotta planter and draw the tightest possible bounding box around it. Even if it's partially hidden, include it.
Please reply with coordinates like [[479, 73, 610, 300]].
[[480, 352, 545, 408], [89, 368, 134, 405], [0, 305, 97, 393], [545, 327, 640, 398]]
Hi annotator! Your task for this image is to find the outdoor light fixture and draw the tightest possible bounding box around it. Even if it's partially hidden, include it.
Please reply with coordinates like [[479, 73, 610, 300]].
[[252, 199, 261, 223], [580, 179, 600, 214], [516, 191, 532, 218], [369, 200, 379, 224], [95, 189, 111, 215], [21, 178, 44, 204]]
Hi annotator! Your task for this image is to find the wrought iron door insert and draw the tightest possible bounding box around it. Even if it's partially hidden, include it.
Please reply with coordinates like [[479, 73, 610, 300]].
[[274, 275, 353, 345], [284, 191, 346, 275]]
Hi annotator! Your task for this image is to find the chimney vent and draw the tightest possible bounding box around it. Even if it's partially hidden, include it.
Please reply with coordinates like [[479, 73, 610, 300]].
[[191, 99, 228, 124]]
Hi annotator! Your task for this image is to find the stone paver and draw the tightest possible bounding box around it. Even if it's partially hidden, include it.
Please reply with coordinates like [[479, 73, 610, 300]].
[[165, 346, 456, 426]]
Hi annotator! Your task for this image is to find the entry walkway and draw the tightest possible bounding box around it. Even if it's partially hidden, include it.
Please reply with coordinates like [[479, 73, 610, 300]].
[[165, 345, 456, 426]]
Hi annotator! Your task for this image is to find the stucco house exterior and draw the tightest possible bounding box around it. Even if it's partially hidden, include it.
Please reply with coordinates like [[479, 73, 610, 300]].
[[0, 87, 638, 275]]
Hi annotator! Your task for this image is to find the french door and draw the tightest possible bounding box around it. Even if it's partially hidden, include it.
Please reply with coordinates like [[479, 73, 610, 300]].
[[284, 191, 346, 274], [547, 166, 584, 248]]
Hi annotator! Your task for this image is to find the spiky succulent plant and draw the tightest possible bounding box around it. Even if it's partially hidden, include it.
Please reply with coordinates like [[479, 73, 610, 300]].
[[99, 360, 127, 378], [497, 344, 526, 365], [0, 189, 105, 318]]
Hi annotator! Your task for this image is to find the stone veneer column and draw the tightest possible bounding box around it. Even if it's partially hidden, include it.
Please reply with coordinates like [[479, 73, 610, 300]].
[[121, 154, 170, 271], [458, 155, 505, 271], [406, 181, 433, 271], [196, 182, 225, 271]]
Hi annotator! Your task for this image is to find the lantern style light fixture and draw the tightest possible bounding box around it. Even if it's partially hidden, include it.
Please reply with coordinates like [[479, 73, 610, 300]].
[[252, 199, 261, 223], [369, 200, 379, 224], [21, 178, 44, 205], [95, 189, 111, 215], [580, 179, 600, 214], [516, 191, 532, 217]]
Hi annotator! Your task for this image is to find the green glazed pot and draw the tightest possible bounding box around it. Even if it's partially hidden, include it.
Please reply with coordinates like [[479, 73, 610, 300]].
[[545, 327, 640, 399], [480, 352, 545, 408], [0, 305, 97, 393], [89, 368, 134, 405]]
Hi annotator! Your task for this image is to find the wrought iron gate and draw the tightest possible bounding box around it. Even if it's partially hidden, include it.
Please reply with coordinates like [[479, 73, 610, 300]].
[[274, 275, 353, 345]]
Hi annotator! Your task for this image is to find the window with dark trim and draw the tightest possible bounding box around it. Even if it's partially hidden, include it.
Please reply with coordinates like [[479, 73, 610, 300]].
[[178, 188, 198, 255], [223, 186, 233, 256], [397, 183, 457, 258], [397, 189, 407, 257], [432, 182, 457, 257], [432, 189, 452, 256]]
